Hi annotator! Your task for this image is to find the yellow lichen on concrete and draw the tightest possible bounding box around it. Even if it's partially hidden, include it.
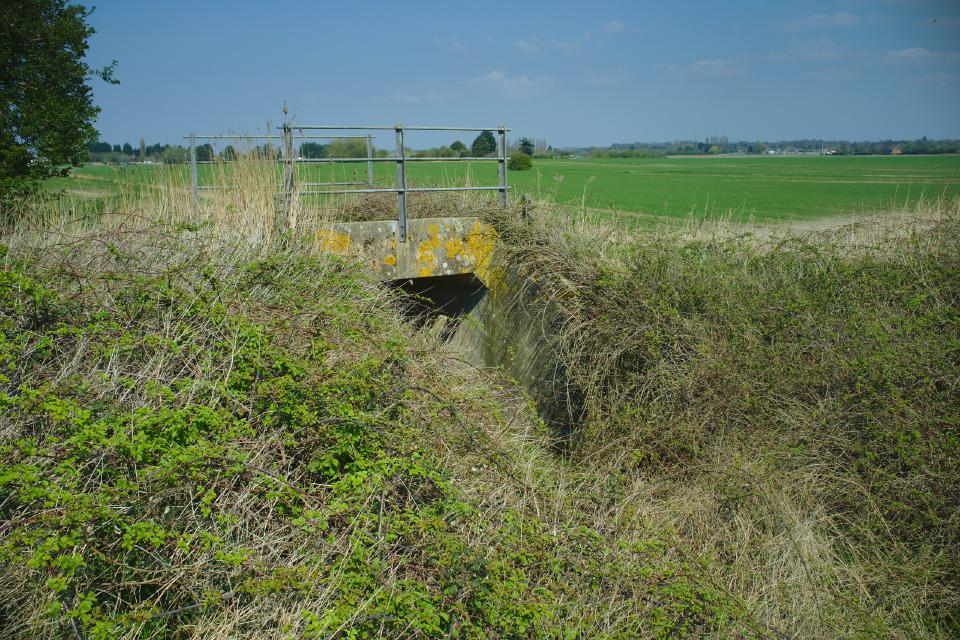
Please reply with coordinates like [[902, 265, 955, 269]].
[[316, 229, 352, 254], [445, 238, 465, 259], [465, 221, 499, 288], [417, 222, 443, 266], [314, 217, 501, 283]]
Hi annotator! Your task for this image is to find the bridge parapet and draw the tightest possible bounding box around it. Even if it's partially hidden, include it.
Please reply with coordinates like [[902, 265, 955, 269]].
[[315, 217, 499, 285]]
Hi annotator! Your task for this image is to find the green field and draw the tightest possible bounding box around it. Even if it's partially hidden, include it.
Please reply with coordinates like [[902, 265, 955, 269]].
[[47, 154, 960, 222]]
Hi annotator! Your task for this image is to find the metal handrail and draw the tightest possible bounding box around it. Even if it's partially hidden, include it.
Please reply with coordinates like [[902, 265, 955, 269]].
[[291, 125, 510, 132], [187, 123, 509, 242], [183, 134, 370, 140], [278, 124, 509, 242], [291, 156, 500, 163]]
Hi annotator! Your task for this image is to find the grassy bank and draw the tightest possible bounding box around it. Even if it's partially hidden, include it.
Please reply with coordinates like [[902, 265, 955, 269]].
[[3, 170, 958, 638], [0, 209, 755, 638], [487, 198, 960, 637]]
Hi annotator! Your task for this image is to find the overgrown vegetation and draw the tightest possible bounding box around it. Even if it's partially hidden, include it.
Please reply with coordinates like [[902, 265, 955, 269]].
[[486, 198, 960, 637], [0, 208, 757, 638], [2, 162, 958, 638]]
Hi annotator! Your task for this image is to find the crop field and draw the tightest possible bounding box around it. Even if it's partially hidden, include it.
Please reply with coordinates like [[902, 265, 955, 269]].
[[46, 154, 960, 222]]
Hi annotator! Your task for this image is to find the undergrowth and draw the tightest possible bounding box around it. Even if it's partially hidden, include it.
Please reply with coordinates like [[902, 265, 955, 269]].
[[0, 217, 758, 639], [486, 199, 960, 638]]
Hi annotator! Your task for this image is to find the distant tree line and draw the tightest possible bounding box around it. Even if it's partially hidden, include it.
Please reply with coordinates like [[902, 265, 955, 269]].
[[588, 136, 960, 158], [86, 139, 190, 164], [86, 139, 284, 164]]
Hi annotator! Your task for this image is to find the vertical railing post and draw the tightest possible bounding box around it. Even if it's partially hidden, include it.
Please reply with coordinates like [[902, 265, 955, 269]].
[[189, 133, 199, 209], [278, 123, 296, 232], [395, 125, 407, 243], [497, 126, 507, 208], [366, 134, 374, 187]]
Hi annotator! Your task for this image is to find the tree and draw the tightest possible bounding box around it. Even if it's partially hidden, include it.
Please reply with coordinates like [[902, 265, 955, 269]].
[[196, 144, 213, 162], [138, 137, 146, 160], [0, 0, 117, 202], [508, 152, 532, 171], [299, 142, 327, 159], [112, 144, 121, 153], [222, 145, 237, 161], [450, 140, 468, 157], [160, 146, 188, 164], [518, 137, 535, 156], [122, 142, 133, 155], [326, 139, 366, 158], [471, 130, 497, 157]]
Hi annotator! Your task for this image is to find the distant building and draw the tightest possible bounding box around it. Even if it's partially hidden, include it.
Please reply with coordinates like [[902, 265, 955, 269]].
[[891, 146, 903, 155]]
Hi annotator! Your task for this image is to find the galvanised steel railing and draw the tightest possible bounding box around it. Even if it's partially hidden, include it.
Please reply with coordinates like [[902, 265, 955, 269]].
[[184, 132, 377, 194], [185, 124, 510, 242], [277, 124, 510, 242]]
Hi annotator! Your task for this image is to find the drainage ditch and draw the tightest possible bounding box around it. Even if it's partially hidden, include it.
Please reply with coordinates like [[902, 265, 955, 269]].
[[391, 273, 584, 438]]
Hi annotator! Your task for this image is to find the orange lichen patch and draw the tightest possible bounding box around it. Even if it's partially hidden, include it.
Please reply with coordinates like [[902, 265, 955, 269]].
[[418, 267, 433, 277], [383, 254, 397, 266], [316, 229, 352, 254]]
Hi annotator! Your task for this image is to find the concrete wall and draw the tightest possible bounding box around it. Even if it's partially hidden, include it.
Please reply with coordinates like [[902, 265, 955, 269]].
[[449, 269, 583, 437], [314, 217, 498, 284], [315, 217, 580, 436]]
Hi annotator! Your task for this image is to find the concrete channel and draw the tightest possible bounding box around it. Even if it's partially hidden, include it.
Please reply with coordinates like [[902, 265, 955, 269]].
[[315, 216, 582, 436]]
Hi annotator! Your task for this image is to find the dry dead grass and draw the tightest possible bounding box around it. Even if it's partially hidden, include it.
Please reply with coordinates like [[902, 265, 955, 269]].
[[483, 196, 960, 639]]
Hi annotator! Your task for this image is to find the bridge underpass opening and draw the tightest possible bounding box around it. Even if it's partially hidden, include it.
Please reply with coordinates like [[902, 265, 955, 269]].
[[389, 273, 487, 341], [388, 270, 585, 439]]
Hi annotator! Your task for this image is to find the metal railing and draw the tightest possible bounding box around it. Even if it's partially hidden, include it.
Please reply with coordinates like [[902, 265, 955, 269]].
[[184, 132, 376, 193], [186, 123, 510, 242]]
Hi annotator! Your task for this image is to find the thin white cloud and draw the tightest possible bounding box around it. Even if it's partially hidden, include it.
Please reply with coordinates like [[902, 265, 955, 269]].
[[584, 68, 629, 86], [603, 20, 624, 33], [548, 38, 578, 52], [690, 59, 743, 76], [390, 92, 422, 104], [778, 12, 862, 31], [799, 37, 843, 60], [916, 71, 959, 85], [803, 68, 861, 81], [471, 70, 551, 98], [515, 39, 538, 54], [513, 36, 580, 55], [887, 47, 938, 62], [377, 91, 445, 105], [433, 36, 468, 54]]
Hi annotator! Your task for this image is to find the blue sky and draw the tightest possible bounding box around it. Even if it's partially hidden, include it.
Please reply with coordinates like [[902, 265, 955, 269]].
[[85, 0, 960, 148]]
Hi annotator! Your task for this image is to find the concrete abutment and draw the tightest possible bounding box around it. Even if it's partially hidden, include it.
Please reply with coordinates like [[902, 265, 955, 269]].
[[316, 217, 582, 436]]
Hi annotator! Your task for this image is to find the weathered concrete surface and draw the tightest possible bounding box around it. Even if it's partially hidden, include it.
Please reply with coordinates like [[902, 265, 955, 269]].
[[449, 268, 583, 436], [314, 217, 499, 285], [315, 216, 580, 435]]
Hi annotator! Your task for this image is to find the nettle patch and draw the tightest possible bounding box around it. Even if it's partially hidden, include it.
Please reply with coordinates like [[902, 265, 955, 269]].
[[0, 236, 750, 639]]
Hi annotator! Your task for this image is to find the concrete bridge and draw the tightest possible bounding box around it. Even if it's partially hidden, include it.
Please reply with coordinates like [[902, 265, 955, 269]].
[[314, 216, 500, 285], [314, 216, 581, 435]]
